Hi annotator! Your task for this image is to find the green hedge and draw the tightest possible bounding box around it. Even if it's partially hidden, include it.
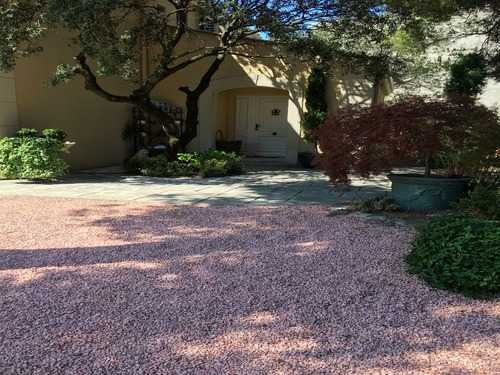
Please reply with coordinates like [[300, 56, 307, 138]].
[[128, 150, 244, 178], [406, 215, 500, 298], [455, 184, 500, 220], [140, 157, 198, 177], [0, 128, 71, 180]]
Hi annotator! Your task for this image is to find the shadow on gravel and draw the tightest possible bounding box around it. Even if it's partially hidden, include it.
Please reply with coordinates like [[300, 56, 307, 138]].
[[0, 204, 498, 374]]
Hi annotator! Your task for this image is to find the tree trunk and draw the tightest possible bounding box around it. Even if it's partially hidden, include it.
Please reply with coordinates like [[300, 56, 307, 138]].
[[179, 93, 200, 151], [371, 75, 384, 107], [424, 153, 432, 177], [179, 54, 226, 151]]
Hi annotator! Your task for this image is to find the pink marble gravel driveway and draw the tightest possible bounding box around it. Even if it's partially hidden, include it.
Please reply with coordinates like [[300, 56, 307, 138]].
[[0, 196, 498, 375]]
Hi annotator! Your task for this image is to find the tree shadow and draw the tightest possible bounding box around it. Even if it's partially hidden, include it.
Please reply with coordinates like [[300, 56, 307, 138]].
[[1, 203, 498, 373], [1, 169, 392, 206]]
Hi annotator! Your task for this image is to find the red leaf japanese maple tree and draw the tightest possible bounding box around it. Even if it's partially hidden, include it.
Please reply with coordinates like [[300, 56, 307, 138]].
[[315, 96, 500, 183]]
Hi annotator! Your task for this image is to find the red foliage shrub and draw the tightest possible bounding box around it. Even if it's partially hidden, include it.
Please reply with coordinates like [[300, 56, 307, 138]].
[[315, 97, 500, 183]]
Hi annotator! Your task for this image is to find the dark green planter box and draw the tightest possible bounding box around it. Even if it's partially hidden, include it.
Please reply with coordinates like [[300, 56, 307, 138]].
[[298, 152, 315, 169], [388, 174, 470, 212]]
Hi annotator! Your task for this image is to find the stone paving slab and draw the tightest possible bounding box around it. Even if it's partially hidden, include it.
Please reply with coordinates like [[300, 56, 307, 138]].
[[0, 169, 393, 206]]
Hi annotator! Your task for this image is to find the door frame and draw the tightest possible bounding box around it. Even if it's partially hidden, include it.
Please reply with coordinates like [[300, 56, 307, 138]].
[[236, 95, 289, 158]]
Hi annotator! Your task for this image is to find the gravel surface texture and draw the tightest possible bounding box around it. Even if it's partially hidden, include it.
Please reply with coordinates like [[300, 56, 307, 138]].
[[0, 196, 498, 374]]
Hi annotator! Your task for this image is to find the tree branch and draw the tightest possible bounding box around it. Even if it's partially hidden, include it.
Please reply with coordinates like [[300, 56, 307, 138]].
[[135, 0, 191, 95], [73, 53, 131, 103]]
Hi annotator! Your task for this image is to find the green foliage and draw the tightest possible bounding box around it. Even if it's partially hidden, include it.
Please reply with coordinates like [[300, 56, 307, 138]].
[[302, 110, 327, 143], [303, 66, 328, 142], [16, 128, 38, 138], [387, 0, 461, 21], [352, 195, 400, 213], [140, 156, 197, 178], [199, 159, 231, 178], [455, 184, 500, 220], [137, 150, 244, 178], [445, 53, 489, 100], [305, 67, 328, 113], [388, 0, 500, 82], [197, 149, 228, 161], [177, 152, 202, 170], [0, 128, 70, 180], [1, 0, 324, 153], [287, 4, 442, 97], [0, 0, 324, 83], [42, 128, 67, 141], [198, 150, 244, 176], [406, 215, 500, 298]]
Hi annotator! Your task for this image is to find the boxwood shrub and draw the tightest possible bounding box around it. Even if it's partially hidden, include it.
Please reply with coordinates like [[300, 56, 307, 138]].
[[131, 149, 244, 178], [0, 128, 71, 180], [140, 155, 198, 177], [198, 150, 244, 177], [455, 184, 500, 220], [406, 215, 500, 298]]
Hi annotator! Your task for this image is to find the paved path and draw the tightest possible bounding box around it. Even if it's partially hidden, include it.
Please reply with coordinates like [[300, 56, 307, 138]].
[[0, 169, 391, 206]]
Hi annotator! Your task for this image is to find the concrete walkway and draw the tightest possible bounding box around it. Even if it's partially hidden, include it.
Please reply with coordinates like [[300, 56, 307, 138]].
[[0, 169, 391, 206]]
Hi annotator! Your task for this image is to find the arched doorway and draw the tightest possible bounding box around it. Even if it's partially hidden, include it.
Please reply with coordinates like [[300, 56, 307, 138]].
[[217, 87, 289, 157], [198, 74, 303, 165]]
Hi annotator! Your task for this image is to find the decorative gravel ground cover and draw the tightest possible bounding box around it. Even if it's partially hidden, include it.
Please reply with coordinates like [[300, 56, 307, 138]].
[[0, 196, 498, 374]]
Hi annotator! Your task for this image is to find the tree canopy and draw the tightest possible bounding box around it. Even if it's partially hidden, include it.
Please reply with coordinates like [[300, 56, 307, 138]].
[[3, 0, 497, 156], [389, 0, 500, 79]]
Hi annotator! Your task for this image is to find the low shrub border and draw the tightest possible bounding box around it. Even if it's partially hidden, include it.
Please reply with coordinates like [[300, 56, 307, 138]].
[[0, 128, 73, 180], [406, 215, 500, 299], [454, 184, 500, 220], [127, 149, 244, 178]]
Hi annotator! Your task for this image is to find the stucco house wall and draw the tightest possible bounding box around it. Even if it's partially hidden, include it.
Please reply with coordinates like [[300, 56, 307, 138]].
[[9, 24, 374, 169], [0, 72, 18, 137], [14, 31, 133, 169]]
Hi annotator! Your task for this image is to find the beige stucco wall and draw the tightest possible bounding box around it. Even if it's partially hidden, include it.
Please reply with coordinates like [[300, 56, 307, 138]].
[[12, 29, 310, 168], [14, 32, 133, 169], [481, 79, 500, 108], [8, 24, 372, 168], [0, 72, 18, 137], [149, 32, 310, 164]]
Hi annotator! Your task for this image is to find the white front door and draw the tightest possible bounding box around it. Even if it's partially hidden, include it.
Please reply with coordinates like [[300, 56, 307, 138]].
[[236, 96, 288, 157]]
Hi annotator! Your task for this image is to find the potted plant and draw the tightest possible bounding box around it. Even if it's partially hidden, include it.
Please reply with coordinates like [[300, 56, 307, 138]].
[[315, 96, 500, 211], [316, 52, 500, 211], [298, 151, 316, 169]]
